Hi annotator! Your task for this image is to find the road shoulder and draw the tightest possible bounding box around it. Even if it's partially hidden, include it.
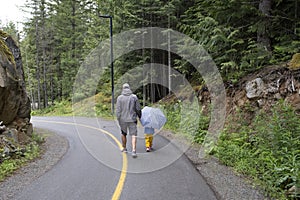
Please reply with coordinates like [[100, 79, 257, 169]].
[[158, 130, 267, 200], [0, 128, 68, 200]]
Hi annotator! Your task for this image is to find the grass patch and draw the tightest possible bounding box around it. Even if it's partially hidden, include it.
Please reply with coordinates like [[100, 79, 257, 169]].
[[160, 100, 210, 144], [31, 99, 73, 116], [0, 133, 44, 181], [215, 101, 300, 200], [32, 94, 113, 119]]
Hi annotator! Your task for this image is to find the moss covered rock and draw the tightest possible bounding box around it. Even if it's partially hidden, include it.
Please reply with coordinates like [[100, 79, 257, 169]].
[[0, 30, 15, 67], [288, 53, 300, 70], [0, 30, 31, 125]]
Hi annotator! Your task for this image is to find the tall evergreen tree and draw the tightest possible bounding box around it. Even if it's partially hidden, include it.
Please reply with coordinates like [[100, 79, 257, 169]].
[[20, 0, 299, 107]]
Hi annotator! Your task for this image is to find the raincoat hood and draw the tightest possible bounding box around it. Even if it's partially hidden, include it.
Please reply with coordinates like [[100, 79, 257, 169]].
[[121, 88, 133, 96]]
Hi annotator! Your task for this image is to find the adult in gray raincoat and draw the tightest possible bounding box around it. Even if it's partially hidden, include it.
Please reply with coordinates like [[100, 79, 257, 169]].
[[116, 83, 141, 158]]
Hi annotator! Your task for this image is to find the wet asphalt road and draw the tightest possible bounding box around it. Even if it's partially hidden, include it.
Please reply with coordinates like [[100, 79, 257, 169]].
[[13, 116, 217, 200]]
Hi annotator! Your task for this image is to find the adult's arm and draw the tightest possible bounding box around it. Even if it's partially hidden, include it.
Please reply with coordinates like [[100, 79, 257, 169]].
[[135, 98, 142, 119], [116, 96, 122, 120]]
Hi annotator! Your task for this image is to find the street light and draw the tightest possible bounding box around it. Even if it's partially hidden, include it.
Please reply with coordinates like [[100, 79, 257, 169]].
[[99, 15, 114, 115]]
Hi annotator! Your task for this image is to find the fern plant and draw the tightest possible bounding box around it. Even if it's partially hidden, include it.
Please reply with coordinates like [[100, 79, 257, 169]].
[[216, 101, 300, 199]]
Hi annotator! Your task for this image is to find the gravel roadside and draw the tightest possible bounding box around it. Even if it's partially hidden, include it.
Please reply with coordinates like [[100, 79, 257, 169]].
[[0, 128, 68, 200], [0, 127, 267, 200], [159, 130, 268, 200]]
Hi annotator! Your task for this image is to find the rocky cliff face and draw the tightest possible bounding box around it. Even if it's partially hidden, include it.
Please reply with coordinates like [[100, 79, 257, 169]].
[[230, 64, 300, 114], [197, 55, 300, 120], [0, 30, 32, 151]]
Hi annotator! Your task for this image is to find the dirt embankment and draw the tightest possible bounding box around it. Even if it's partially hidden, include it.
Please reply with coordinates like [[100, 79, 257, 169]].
[[197, 63, 300, 121]]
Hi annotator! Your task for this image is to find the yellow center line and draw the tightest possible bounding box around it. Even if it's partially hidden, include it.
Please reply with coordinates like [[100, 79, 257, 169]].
[[33, 119, 127, 200]]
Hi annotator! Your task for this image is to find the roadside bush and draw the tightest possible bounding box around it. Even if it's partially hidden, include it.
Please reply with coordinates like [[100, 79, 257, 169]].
[[0, 133, 44, 181], [161, 100, 210, 144], [32, 99, 72, 116], [215, 101, 300, 200]]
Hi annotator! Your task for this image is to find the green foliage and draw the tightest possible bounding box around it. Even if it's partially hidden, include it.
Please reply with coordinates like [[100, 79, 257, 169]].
[[19, 0, 300, 107], [0, 21, 19, 44], [194, 114, 210, 144], [215, 102, 300, 199], [32, 99, 73, 116], [95, 92, 112, 118], [160, 100, 210, 144], [178, 0, 299, 82], [0, 133, 44, 181], [161, 101, 181, 131], [95, 103, 111, 117], [0, 159, 20, 180], [33, 92, 113, 118]]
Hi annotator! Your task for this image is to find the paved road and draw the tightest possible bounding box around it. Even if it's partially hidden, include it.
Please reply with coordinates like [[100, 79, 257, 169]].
[[13, 116, 217, 200]]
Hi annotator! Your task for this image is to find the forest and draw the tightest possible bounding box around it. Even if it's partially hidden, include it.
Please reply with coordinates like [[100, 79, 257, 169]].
[[0, 0, 298, 109], [0, 0, 299, 199]]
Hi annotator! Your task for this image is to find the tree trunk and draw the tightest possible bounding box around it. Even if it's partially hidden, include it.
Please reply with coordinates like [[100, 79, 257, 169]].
[[35, 2, 41, 109], [257, 0, 272, 52], [41, 0, 48, 108], [57, 61, 63, 101], [295, 0, 298, 35]]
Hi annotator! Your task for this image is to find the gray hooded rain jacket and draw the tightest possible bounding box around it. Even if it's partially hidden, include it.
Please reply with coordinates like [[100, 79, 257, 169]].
[[116, 88, 141, 123]]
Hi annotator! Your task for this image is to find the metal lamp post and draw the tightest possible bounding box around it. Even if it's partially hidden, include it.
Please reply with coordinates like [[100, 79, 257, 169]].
[[99, 15, 114, 115]]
